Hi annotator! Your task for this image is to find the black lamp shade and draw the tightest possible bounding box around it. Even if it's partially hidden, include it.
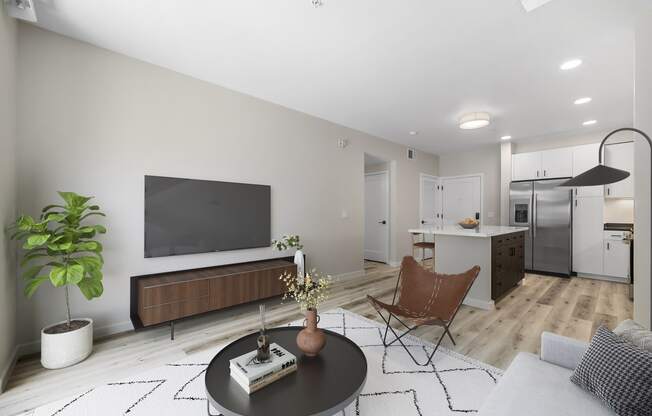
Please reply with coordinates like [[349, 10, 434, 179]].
[[560, 164, 630, 187]]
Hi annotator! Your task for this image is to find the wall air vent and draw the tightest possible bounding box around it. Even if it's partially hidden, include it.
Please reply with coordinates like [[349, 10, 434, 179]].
[[407, 148, 416, 160], [4, 0, 37, 22]]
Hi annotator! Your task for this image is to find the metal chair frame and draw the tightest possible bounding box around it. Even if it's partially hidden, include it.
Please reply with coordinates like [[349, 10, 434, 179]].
[[372, 265, 475, 367]]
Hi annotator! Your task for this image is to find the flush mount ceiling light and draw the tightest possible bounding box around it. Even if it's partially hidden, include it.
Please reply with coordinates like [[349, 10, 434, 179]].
[[574, 97, 592, 105], [583, 120, 597, 126], [409, 131, 418, 136], [560, 59, 582, 70], [459, 112, 491, 130], [501, 135, 512, 141]]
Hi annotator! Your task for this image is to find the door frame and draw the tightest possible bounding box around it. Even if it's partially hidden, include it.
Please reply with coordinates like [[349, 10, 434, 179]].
[[440, 173, 485, 224], [364, 170, 391, 264], [419, 173, 440, 226]]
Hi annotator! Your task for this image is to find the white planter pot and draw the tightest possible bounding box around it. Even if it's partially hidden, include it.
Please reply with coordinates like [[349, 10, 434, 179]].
[[41, 318, 93, 369]]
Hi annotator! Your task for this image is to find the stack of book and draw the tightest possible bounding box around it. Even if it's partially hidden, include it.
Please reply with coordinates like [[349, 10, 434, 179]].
[[229, 343, 297, 394]]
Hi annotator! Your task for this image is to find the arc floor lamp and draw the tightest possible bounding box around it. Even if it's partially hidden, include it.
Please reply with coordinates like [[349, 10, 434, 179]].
[[561, 127, 651, 325]]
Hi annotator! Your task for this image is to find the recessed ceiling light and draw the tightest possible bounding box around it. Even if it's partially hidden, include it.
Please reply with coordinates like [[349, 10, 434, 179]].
[[500, 135, 512, 141], [574, 97, 592, 105], [583, 120, 597, 126], [459, 112, 491, 130], [409, 131, 418, 136], [560, 59, 582, 70]]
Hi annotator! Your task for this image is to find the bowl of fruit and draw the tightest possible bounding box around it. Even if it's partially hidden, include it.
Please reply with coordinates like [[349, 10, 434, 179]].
[[458, 218, 480, 229]]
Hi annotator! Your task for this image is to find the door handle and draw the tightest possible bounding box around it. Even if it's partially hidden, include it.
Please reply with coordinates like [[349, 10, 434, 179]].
[[379, 220, 387, 224], [420, 220, 425, 224], [607, 242, 610, 250]]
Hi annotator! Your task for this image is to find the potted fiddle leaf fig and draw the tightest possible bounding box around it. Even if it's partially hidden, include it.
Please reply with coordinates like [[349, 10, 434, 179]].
[[9, 191, 106, 369]]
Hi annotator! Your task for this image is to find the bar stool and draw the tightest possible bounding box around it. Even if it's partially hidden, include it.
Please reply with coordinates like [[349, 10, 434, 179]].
[[411, 232, 435, 270]]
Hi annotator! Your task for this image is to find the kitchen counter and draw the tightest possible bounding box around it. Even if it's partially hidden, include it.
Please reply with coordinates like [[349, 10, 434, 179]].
[[409, 226, 527, 310], [408, 225, 529, 238]]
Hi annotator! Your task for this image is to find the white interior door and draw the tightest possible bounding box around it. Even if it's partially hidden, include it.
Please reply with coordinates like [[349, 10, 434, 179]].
[[365, 172, 389, 263], [441, 175, 482, 225], [419, 175, 440, 227]]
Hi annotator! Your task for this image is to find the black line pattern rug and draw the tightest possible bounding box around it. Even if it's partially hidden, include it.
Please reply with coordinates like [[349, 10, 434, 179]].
[[27, 309, 501, 415]]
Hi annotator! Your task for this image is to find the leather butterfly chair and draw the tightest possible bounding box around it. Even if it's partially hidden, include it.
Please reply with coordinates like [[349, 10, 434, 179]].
[[367, 256, 480, 366]]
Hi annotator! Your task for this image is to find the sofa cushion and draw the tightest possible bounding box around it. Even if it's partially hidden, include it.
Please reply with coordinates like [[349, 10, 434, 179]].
[[571, 326, 652, 416], [478, 352, 616, 416]]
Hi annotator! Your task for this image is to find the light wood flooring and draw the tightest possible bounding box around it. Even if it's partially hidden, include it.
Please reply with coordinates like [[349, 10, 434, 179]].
[[1, 260, 632, 416]]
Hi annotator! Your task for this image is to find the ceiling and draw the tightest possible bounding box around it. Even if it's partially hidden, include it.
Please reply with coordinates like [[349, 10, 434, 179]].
[[28, 0, 642, 154]]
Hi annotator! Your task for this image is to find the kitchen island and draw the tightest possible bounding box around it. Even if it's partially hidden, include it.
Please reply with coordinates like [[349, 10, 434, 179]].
[[408, 225, 529, 310]]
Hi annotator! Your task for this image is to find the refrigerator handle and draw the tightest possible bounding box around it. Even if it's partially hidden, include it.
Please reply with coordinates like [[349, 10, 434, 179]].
[[533, 193, 538, 239]]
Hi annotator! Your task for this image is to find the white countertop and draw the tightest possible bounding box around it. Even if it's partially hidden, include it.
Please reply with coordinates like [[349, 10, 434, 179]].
[[408, 225, 529, 238]]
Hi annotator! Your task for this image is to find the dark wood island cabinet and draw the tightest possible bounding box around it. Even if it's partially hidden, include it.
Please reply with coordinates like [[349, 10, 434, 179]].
[[491, 231, 525, 300]]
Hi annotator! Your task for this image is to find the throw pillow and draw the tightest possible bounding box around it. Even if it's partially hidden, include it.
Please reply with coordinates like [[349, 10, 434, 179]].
[[570, 326, 652, 416], [614, 319, 652, 352]]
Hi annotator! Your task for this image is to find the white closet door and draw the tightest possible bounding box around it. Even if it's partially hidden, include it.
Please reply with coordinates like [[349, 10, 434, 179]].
[[419, 175, 439, 227], [572, 196, 604, 275]]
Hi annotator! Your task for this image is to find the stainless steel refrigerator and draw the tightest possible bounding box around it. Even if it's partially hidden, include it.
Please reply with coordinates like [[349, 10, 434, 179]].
[[509, 179, 572, 276]]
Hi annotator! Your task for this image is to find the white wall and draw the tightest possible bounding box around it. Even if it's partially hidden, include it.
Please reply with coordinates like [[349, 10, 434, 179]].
[[15, 25, 438, 347], [0, 7, 18, 391], [438, 144, 501, 225], [634, 7, 652, 328]]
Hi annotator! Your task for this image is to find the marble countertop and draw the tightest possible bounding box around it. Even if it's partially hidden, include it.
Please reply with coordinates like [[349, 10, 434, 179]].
[[408, 225, 529, 238]]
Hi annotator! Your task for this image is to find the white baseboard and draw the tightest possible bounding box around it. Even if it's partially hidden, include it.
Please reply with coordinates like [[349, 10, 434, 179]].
[[0, 345, 18, 393], [332, 269, 365, 282], [463, 297, 495, 311]]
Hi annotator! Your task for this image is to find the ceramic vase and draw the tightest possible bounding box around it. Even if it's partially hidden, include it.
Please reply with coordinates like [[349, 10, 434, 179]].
[[296, 308, 326, 357], [41, 318, 93, 369]]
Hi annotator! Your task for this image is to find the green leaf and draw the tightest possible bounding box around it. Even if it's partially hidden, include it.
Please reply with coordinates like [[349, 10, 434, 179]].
[[49, 266, 67, 287], [22, 264, 46, 281], [20, 252, 50, 267], [66, 264, 84, 284], [16, 215, 35, 231], [93, 225, 107, 234], [24, 234, 51, 249], [80, 212, 106, 221], [42, 204, 65, 213], [88, 205, 100, 211], [73, 256, 102, 271], [78, 277, 103, 300], [47, 241, 73, 252], [24, 276, 48, 298], [44, 213, 66, 223], [77, 241, 102, 252]]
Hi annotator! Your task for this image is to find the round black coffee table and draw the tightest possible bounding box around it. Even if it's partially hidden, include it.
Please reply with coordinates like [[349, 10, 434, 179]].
[[205, 326, 367, 416]]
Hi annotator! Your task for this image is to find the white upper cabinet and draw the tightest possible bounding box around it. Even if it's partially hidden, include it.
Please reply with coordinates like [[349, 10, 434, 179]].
[[572, 143, 604, 197], [604, 142, 634, 198], [512, 148, 572, 181], [512, 152, 542, 181], [540, 148, 573, 179]]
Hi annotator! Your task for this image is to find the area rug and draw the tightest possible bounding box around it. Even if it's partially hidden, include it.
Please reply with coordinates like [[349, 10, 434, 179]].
[[26, 309, 501, 415]]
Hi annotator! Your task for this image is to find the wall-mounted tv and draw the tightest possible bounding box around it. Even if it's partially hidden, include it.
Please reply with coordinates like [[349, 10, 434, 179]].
[[144, 175, 271, 258]]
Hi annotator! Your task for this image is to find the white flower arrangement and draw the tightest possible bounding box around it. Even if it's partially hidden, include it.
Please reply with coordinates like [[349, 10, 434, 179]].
[[279, 269, 331, 311], [271, 234, 303, 251]]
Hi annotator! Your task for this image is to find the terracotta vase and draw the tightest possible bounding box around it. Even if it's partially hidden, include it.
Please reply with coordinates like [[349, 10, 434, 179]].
[[296, 308, 326, 357]]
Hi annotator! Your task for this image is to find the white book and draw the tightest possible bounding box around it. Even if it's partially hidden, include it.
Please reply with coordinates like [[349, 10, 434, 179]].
[[229, 343, 296, 385], [229, 343, 297, 394], [231, 363, 297, 394]]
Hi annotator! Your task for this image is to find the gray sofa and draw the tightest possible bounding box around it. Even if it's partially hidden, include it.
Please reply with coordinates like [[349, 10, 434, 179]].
[[478, 332, 616, 416]]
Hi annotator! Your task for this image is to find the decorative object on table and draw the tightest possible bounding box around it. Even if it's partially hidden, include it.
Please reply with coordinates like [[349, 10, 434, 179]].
[[229, 343, 297, 394], [561, 127, 650, 324], [368, 256, 479, 366], [272, 234, 305, 278], [458, 217, 480, 229], [9, 191, 107, 369], [256, 304, 270, 363], [570, 326, 652, 416], [279, 269, 331, 356]]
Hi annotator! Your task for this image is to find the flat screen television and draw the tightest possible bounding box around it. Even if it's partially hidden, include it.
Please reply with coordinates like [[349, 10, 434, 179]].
[[144, 175, 271, 258]]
